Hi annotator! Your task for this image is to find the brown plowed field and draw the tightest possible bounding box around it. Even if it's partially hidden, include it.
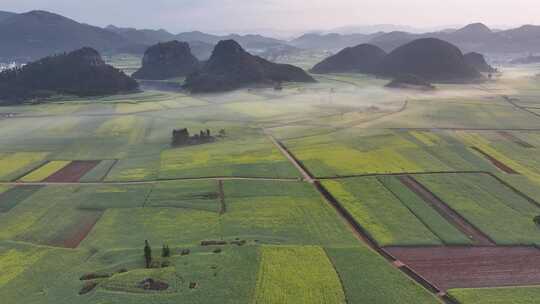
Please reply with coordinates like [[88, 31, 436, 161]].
[[385, 246, 540, 291], [44, 160, 101, 182], [471, 147, 518, 174], [53, 211, 103, 248], [398, 175, 495, 246]]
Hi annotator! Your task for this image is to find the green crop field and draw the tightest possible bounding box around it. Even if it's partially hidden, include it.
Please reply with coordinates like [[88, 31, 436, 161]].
[[448, 286, 540, 304], [3, 63, 540, 303], [416, 173, 540, 245], [322, 177, 443, 246], [254, 246, 346, 304], [326, 247, 439, 303]]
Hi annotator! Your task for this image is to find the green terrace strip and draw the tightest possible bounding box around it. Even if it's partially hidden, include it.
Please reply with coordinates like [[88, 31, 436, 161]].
[[448, 286, 540, 304]]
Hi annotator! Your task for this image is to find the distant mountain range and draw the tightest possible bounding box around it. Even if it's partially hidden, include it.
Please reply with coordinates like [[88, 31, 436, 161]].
[[0, 10, 293, 62], [2, 10, 540, 62], [291, 23, 540, 55], [0, 10, 126, 61], [370, 23, 540, 54], [0, 11, 15, 22]]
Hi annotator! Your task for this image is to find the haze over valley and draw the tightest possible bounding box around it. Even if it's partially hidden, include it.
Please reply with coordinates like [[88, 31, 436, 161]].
[[2, 2, 540, 304]]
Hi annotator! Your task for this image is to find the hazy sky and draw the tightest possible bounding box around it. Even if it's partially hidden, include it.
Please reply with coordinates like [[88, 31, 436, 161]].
[[2, 0, 539, 34]]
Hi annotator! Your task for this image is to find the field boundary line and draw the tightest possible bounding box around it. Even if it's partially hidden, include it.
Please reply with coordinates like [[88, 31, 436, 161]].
[[218, 180, 226, 215], [503, 95, 540, 120], [9, 160, 50, 182], [317, 170, 491, 180], [322, 248, 350, 304], [268, 137, 460, 301], [266, 133, 314, 183], [0, 176, 302, 186], [376, 176, 448, 245], [100, 159, 119, 181], [470, 147, 518, 174], [483, 172, 540, 209]]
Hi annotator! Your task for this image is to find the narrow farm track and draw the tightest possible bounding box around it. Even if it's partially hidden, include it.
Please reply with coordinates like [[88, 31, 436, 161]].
[[269, 138, 454, 303], [266, 134, 314, 183], [218, 180, 226, 215], [503, 95, 540, 119], [0, 176, 301, 186], [398, 175, 495, 246]]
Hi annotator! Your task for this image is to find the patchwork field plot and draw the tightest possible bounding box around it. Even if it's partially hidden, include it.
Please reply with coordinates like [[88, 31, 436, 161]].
[[471, 147, 518, 174], [322, 177, 444, 246], [378, 175, 473, 245], [146, 180, 220, 212], [20, 160, 71, 182], [221, 180, 358, 246], [416, 173, 540, 245], [386, 246, 540, 291], [159, 137, 300, 179], [0, 185, 43, 213], [254, 246, 346, 304], [78, 159, 117, 182], [0, 242, 48, 288], [396, 175, 492, 245], [0, 152, 49, 181], [3, 67, 540, 303], [283, 129, 497, 177], [326, 246, 440, 304], [44, 160, 101, 182]]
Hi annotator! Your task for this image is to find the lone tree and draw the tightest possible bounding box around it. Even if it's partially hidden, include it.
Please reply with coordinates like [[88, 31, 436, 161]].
[[534, 215, 540, 227], [144, 240, 152, 268], [162, 244, 171, 258]]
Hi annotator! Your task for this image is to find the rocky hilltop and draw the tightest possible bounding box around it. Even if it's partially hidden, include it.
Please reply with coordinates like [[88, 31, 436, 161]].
[[0, 47, 138, 104], [184, 40, 315, 93], [376, 38, 481, 82], [310, 44, 387, 74], [463, 52, 496, 73], [132, 41, 200, 80]]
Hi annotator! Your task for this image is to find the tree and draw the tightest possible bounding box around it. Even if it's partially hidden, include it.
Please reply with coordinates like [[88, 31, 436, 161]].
[[144, 240, 152, 268], [162, 244, 171, 258], [534, 215, 540, 227]]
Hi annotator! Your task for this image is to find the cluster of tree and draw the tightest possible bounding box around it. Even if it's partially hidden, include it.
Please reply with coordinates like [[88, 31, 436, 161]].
[[534, 215, 540, 227], [172, 128, 225, 147], [0, 47, 138, 105], [144, 240, 172, 269]]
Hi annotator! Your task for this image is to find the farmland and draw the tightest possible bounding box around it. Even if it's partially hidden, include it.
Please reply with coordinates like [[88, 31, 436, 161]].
[[1, 63, 540, 303]]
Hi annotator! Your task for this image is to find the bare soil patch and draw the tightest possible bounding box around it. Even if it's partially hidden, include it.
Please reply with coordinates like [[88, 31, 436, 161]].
[[498, 131, 534, 148], [44, 160, 101, 182], [385, 246, 540, 291], [53, 210, 103, 248], [398, 175, 495, 246], [471, 147, 518, 174]]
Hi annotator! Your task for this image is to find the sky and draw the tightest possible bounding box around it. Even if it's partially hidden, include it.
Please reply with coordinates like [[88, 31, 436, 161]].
[[2, 0, 540, 35]]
